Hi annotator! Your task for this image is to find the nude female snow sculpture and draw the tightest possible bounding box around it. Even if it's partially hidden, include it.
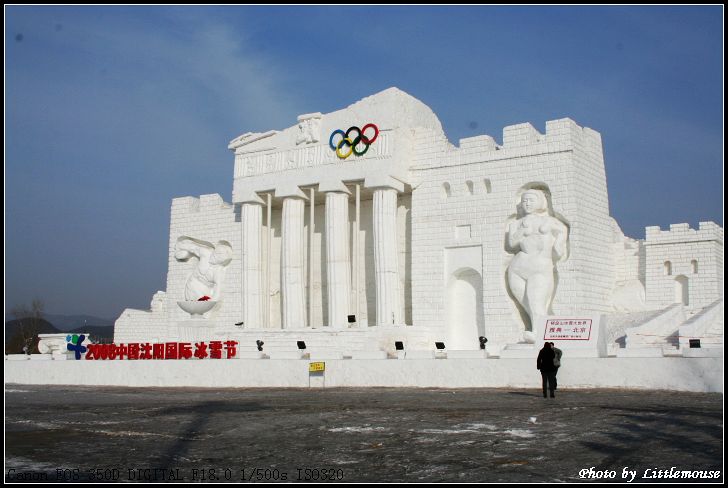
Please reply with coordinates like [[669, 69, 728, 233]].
[[506, 189, 569, 339]]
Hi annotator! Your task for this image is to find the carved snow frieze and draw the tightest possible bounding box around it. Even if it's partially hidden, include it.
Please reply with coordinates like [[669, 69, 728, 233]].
[[234, 132, 392, 178], [295, 112, 322, 145]]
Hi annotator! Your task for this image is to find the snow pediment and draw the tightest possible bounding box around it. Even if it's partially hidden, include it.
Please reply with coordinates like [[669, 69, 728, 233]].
[[230, 88, 446, 194]]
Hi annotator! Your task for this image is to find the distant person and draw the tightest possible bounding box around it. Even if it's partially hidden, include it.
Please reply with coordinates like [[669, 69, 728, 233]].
[[536, 342, 557, 398], [550, 342, 563, 390]]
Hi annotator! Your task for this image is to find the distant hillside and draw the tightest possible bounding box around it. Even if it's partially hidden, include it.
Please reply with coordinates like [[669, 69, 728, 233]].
[[5, 317, 59, 337], [4, 313, 114, 331], [43, 313, 115, 331], [5, 317, 58, 354], [5, 317, 114, 354], [68, 325, 114, 343]]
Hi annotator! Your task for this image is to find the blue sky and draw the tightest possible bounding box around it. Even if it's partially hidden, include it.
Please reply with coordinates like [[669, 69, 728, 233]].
[[5, 6, 723, 319]]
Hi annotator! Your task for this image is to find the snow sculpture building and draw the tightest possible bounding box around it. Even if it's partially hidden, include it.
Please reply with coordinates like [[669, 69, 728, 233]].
[[114, 88, 723, 356]]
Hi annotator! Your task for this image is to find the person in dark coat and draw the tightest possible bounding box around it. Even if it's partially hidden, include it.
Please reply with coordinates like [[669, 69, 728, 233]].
[[550, 342, 562, 390], [537, 342, 557, 398]]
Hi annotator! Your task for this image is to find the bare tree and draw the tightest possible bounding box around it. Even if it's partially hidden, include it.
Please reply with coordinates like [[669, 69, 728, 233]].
[[10, 299, 44, 354]]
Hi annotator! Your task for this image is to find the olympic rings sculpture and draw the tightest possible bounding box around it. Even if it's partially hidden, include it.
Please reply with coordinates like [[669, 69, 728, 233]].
[[329, 123, 379, 159]]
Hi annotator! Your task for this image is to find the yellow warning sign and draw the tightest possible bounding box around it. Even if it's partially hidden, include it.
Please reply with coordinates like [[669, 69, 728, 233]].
[[309, 361, 325, 372]]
